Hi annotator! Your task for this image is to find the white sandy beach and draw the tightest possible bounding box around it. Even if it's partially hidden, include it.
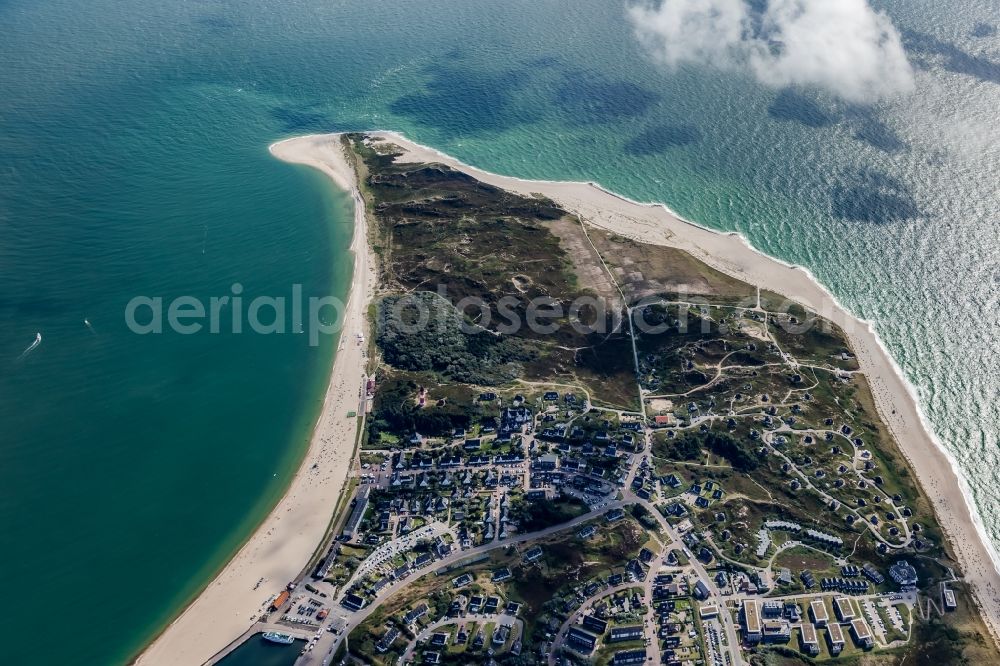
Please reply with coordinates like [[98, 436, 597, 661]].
[[137, 135, 374, 666], [138, 130, 1000, 665]]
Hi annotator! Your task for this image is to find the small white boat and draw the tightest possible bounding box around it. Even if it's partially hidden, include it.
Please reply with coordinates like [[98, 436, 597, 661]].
[[262, 631, 295, 645]]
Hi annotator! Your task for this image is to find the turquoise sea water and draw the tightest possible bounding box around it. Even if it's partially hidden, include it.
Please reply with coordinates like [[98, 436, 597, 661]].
[[1, 1, 997, 664]]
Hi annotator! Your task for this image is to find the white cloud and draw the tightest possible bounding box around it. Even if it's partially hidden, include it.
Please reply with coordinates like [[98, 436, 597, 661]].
[[628, 0, 915, 103]]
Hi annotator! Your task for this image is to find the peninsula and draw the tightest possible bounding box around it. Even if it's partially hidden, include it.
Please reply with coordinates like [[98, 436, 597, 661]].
[[138, 132, 1000, 666]]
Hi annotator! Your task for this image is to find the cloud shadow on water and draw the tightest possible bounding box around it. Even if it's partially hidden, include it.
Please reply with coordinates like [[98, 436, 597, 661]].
[[524, 55, 561, 70], [554, 72, 660, 125], [845, 108, 907, 154], [767, 89, 906, 154], [767, 89, 838, 128], [831, 169, 920, 224], [624, 124, 702, 155], [903, 29, 1000, 85], [971, 23, 997, 39], [196, 14, 238, 34], [389, 62, 537, 136]]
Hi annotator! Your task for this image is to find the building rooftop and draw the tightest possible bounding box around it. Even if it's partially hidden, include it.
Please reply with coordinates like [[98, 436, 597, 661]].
[[835, 596, 855, 620], [851, 618, 873, 641], [889, 560, 919, 587], [743, 599, 761, 634], [343, 486, 371, 538], [609, 625, 643, 639], [810, 599, 829, 623]]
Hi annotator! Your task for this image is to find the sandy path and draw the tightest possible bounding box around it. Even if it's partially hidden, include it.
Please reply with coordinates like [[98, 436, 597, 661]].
[[136, 135, 374, 666]]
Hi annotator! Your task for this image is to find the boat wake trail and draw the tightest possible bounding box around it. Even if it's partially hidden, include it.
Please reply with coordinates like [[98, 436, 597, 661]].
[[18, 332, 42, 359]]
